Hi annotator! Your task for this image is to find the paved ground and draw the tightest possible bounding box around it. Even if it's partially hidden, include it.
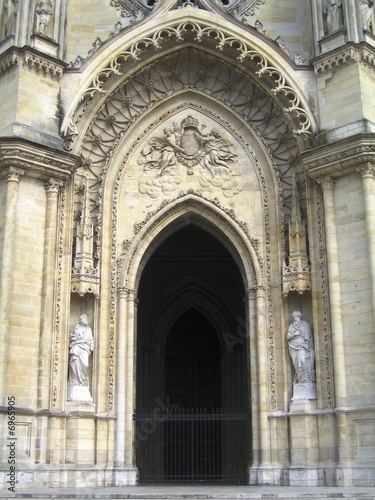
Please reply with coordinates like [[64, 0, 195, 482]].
[[1, 485, 375, 500]]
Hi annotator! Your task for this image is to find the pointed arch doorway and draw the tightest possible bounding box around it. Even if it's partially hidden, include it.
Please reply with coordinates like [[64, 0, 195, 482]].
[[135, 223, 251, 483]]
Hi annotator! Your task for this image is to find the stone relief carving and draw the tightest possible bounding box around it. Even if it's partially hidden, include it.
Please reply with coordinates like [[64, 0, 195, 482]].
[[33, 0, 53, 35], [138, 116, 242, 199], [322, 0, 343, 35], [360, 0, 375, 33], [287, 311, 317, 400], [67, 314, 94, 403]]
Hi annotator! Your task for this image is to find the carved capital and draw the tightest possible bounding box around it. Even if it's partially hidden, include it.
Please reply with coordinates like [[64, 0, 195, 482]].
[[118, 286, 136, 300], [45, 178, 64, 193], [251, 284, 265, 298], [357, 162, 375, 180], [319, 176, 335, 192], [3, 167, 25, 183]]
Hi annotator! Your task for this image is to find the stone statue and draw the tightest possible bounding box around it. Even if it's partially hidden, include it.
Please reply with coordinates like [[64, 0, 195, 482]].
[[287, 311, 315, 384], [323, 0, 343, 34], [4, 0, 18, 38], [34, 0, 53, 35], [360, 0, 375, 33], [68, 314, 94, 388]]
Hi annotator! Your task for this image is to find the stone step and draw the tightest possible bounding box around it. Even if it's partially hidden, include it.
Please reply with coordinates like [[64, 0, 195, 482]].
[[2, 486, 375, 500]]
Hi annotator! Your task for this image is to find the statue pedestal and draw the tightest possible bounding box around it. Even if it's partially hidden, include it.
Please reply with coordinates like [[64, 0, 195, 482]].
[[292, 382, 317, 401], [67, 385, 93, 403], [289, 398, 321, 486]]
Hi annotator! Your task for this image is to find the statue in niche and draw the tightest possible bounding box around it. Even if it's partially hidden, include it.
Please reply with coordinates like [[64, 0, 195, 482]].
[[287, 311, 315, 385], [4, 0, 18, 37], [68, 314, 94, 390], [138, 116, 242, 199], [323, 0, 343, 34], [360, 0, 375, 33], [34, 0, 53, 35]]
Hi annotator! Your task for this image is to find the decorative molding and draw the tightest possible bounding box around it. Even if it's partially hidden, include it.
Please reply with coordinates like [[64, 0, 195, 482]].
[[315, 182, 332, 407], [0, 50, 18, 76], [313, 43, 375, 74], [300, 135, 375, 180], [23, 51, 63, 77], [65, 18, 314, 145], [52, 184, 66, 409], [0, 139, 79, 180]]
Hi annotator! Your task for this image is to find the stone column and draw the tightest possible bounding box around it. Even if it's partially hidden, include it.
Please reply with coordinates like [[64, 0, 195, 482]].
[[115, 287, 128, 467], [114, 287, 138, 485], [255, 286, 271, 466], [320, 176, 351, 471], [248, 287, 259, 469], [0, 167, 24, 405], [36, 178, 63, 464], [358, 164, 375, 324], [125, 290, 137, 467]]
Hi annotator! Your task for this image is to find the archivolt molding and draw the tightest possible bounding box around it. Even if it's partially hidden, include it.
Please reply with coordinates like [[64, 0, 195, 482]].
[[52, 184, 66, 409], [118, 190, 263, 292], [62, 13, 315, 149], [315, 181, 332, 408]]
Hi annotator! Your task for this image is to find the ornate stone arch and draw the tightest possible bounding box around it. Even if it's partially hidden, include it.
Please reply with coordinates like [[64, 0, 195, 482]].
[[113, 193, 269, 473], [61, 7, 317, 152], [117, 192, 263, 292]]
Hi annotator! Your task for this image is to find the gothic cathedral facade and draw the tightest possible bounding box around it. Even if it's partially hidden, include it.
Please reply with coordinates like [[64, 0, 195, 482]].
[[1, 0, 375, 489]]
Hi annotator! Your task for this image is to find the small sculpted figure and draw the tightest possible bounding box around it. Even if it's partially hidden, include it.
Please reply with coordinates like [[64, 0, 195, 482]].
[[34, 0, 53, 35], [360, 0, 375, 33], [323, 0, 343, 34]]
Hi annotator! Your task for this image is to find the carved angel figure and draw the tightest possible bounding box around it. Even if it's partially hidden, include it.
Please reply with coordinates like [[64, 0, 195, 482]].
[[139, 126, 183, 174], [195, 129, 237, 176]]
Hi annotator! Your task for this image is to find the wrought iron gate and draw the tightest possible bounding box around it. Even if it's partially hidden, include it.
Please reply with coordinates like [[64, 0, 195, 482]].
[[134, 408, 250, 483]]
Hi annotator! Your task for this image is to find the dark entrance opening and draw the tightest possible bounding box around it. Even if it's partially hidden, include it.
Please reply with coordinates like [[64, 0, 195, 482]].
[[135, 223, 251, 483], [164, 309, 221, 480]]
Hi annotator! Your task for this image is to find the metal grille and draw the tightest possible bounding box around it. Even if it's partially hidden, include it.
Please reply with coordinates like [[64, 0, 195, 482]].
[[134, 408, 250, 484]]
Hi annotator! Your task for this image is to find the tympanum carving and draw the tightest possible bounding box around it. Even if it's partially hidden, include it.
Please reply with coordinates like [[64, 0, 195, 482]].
[[138, 116, 242, 198]]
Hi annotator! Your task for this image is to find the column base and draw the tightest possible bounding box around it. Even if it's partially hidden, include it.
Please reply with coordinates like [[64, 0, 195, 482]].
[[289, 466, 325, 487], [113, 466, 139, 486], [248, 464, 288, 486]]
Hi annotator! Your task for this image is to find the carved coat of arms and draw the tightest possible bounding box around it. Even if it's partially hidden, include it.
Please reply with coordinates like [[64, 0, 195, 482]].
[[138, 116, 242, 199]]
